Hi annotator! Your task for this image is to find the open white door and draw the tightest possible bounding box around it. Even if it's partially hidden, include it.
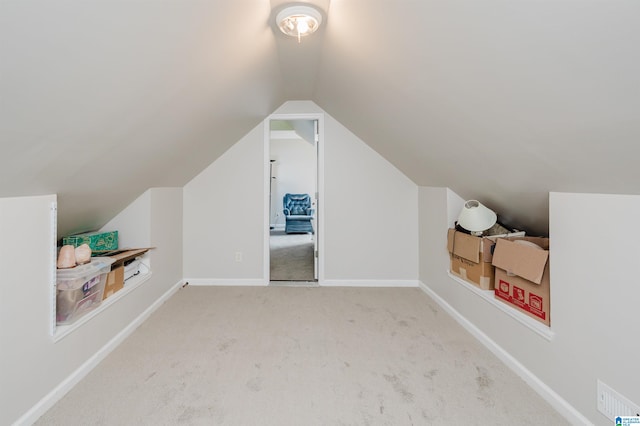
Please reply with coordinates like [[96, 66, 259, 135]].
[[265, 114, 322, 284], [313, 119, 319, 280]]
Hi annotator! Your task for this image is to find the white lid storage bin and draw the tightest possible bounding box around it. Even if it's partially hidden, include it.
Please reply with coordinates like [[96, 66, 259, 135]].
[[56, 257, 115, 325]]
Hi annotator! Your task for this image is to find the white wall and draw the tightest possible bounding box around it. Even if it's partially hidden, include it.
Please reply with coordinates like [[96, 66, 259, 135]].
[[149, 188, 183, 284], [419, 187, 640, 425], [1, 188, 183, 425], [100, 190, 152, 250], [549, 192, 640, 423], [321, 106, 418, 281], [183, 124, 265, 281], [0, 195, 56, 426], [184, 100, 419, 284], [270, 137, 316, 227], [101, 187, 183, 276]]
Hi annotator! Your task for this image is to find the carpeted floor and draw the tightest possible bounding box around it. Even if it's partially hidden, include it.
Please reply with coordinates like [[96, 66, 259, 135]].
[[270, 230, 315, 281], [35, 286, 569, 426]]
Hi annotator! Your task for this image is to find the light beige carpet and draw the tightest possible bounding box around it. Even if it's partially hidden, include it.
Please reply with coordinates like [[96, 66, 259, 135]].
[[269, 231, 314, 281], [35, 286, 569, 425]]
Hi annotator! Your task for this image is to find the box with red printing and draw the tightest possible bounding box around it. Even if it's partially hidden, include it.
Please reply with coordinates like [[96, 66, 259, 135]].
[[447, 228, 525, 290], [492, 237, 550, 326]]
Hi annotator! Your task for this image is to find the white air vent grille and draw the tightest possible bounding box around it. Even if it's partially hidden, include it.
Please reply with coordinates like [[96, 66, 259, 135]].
[[597, 380, 640, 420]]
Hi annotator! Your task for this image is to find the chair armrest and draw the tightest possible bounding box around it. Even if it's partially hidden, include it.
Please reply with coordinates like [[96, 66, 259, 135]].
[[283, 208, 291, 216], [307, 208, 315, 216]]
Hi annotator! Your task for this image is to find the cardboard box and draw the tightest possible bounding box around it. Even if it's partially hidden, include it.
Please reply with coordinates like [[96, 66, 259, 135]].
[[102, 248, 151, 300], [107, 248, 150, 265], [103, 265, 124, 300], [447, 228, 525, 290], [62, 230, 118, 253], [492, 237, 550, 326]]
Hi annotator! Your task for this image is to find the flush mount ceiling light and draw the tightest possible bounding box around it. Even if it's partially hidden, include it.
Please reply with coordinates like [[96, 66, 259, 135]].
[[276, 5, 323, 43]]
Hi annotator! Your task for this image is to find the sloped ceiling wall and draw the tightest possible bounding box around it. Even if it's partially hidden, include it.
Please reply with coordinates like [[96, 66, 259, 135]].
[[2, 0, 639, 237], [1, 0, 286, 237], [314, 1, 640, 235]]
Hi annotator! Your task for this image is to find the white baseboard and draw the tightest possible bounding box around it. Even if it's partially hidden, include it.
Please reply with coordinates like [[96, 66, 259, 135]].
[[185, 278, 267, 286], [417, 281, 592, 426], [186, 279, 418, 288], [14, 279, 184, 426], [321, 279, 419, 287]]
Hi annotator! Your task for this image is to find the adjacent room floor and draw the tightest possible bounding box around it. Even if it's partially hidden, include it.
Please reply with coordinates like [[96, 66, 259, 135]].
[[35, 286, 568, 425], [269, 230, 315, 282]]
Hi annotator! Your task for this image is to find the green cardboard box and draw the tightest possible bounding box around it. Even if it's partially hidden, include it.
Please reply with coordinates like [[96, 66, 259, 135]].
[[62, 231, 118, 252]]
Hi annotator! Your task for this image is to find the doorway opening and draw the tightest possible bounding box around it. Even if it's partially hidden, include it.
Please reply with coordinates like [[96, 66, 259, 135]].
[[265, 115, 322, 284]]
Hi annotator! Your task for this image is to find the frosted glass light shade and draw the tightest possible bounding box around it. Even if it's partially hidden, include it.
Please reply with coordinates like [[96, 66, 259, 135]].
[[276, 5, 322, 41], [457, 200, 497, 234]]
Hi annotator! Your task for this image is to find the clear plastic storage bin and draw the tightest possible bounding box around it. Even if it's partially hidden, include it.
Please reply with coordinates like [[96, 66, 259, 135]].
[[56, 257, 115, 325]]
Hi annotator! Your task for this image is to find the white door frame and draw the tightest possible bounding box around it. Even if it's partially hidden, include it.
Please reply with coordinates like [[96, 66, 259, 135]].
[[312, 119, 319, 280], [263, 112, 325, 284]]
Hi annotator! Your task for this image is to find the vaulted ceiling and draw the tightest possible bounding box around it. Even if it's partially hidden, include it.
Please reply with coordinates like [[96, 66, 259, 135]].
[[2, 0, 639, 237]]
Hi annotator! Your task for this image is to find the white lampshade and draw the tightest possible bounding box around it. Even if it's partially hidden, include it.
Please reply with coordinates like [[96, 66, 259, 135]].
[[457, 200, 497, 235]]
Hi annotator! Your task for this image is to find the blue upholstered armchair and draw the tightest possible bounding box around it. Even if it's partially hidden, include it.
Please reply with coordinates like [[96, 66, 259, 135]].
[[283, 193, 315, 234]]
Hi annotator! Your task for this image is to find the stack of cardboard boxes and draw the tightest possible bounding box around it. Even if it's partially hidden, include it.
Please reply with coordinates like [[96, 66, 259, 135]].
[[447, 228, 550, 326]]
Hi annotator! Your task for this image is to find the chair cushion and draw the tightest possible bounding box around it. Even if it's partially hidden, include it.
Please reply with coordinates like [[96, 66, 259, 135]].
[[290, 206, 306, 215]]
